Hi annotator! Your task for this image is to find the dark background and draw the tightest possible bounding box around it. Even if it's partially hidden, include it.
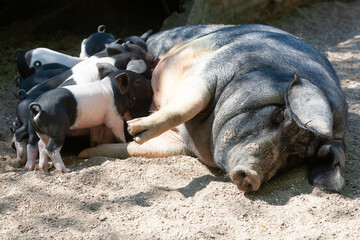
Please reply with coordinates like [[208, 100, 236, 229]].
[[0, 0, 181, 40]]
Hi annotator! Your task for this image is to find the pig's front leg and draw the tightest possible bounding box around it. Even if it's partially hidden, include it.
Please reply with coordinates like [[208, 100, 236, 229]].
[[127, 80, 211, 144], [106, 115, 126, 143], [90, 125, 104, 147]]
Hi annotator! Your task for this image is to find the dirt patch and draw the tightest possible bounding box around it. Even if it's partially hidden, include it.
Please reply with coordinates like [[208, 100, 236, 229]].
[[1, 1, 360, 239]]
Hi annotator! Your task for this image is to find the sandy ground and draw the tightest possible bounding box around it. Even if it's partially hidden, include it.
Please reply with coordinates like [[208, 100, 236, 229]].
[[0, 1, 360, 239]]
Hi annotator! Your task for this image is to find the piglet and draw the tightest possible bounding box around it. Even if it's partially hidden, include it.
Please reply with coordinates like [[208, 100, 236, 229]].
[[79, 25, 117, 58], [29, 70, 153, 172]]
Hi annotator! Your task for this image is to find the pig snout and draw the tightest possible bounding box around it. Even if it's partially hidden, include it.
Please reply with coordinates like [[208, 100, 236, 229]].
[[230, 166, 262, 193]]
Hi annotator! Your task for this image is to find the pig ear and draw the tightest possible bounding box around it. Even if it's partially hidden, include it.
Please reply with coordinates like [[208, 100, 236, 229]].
[[115, 72, 130, 94], [106, 43, 126, 56], [285, 74, 333, 139], [126, 59, 147, 74], [96, 62, 118, 79]]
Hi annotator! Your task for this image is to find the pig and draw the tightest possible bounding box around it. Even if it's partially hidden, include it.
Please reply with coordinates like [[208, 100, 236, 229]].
[[13, 66, 70, 92], [13, 42, 156, 171], [79, 24, 348, 193], [79, 25, 117, 58], [15, 47, 83, 78], [29, 70, 153, 172]]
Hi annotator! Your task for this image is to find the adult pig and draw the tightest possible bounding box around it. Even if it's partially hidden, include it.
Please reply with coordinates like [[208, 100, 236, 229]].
[[30, 70, 153, 172], [79, 24, 348, 193]]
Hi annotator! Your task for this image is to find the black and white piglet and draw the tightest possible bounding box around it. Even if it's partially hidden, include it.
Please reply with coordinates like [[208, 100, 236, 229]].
[[29, 70, 153, 172]]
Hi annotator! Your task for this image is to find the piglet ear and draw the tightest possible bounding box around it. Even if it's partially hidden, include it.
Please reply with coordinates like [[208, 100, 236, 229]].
[[115, 72, 130, 94], [126, 59, 147, 74], [96, 62, 118, 79], [106, 43, 126, 56], [285, 74, 333, 139]]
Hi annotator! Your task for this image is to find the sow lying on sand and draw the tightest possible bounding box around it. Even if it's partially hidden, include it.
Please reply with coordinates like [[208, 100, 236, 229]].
[[79, 24, 348, 193]]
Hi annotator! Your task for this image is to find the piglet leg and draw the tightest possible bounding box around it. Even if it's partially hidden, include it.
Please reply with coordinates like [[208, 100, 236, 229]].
[[24, 144, 38, 171], [38, 139, 49, 172], [47, 147, 68, 173]]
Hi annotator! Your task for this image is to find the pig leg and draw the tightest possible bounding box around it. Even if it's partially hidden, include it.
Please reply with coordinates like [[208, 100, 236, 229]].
[[25, 125, 39, 171], [128, 80, 211, 144], [106, 117, 126, 143], [101, 126, 115, 144], [24, 144, 38, 171], [78, 130, 191, 159], [38, 134, 68, 173], [44, 138, 67, 173], [90, 125, 115, 146], [15, 140, 27, 165], [38, 139, 49, 172], [47, 146, 67, 173], [90, 125, 105, 147]]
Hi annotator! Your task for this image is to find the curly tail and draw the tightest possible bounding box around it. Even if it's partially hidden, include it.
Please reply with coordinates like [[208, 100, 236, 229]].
[[13, 75, 23, 87], [29, 102, 42, 121], [14, 48, 23, 60], [98, 25, 106, 33], [14, 89, 27, 100]]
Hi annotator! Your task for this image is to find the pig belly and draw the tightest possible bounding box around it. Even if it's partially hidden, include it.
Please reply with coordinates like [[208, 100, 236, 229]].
[[70, 96, 111, 130], [152, 41, 217, 109]]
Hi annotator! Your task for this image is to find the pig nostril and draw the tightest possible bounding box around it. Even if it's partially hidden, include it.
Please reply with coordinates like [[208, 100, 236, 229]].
[[230, 167, 261, 193]]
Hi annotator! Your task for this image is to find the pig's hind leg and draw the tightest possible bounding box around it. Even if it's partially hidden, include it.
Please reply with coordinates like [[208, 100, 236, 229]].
[[38, 138, 49, 172], [127, 79, 211, 144], [78, 129, 191, 159], [38, 133, 68, 173], [45, 137, 68, 173]]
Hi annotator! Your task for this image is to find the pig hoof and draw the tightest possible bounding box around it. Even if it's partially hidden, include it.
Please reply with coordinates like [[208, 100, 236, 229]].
[[24, 163, 36, 171], [127, 118, 146, 136], [56, 167, 70, 173], [230, 167, 261, 193]]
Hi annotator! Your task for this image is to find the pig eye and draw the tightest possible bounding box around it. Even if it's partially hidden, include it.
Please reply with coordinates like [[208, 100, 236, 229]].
[[135, 80, 143, 87], [273, 108, 285, 123]]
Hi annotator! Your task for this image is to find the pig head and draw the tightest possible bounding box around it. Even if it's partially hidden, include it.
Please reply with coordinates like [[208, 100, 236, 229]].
[[207, 70, 346, 193]]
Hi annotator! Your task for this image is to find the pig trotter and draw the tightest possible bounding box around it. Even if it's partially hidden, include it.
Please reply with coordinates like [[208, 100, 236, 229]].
[[230, 166, 261, 193]]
